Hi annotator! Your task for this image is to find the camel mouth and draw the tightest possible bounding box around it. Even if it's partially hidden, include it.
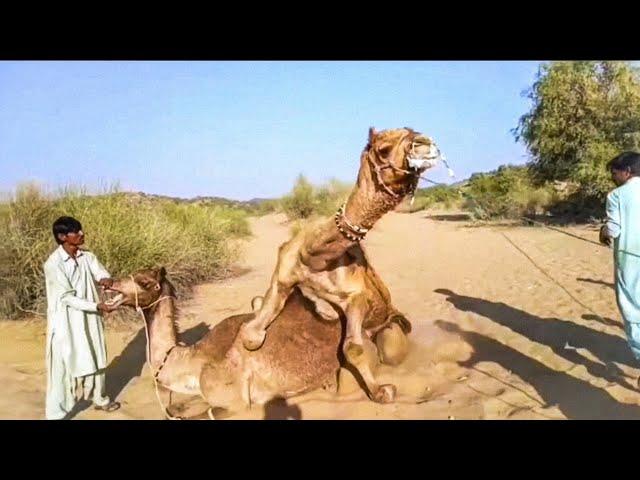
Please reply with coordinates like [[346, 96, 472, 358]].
[[103, 292, 125, 308], [103, 286, 128, 307], [407, 137, 441, 172], [407, 135, 455, 179]]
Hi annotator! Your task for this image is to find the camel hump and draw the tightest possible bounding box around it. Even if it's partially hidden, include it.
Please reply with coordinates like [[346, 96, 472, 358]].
[[251, 296, 264, 312], [204, 313, 253, 362]]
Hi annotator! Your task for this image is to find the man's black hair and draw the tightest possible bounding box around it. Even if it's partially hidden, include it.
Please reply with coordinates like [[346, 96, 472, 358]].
[[52, 216, 82, 245], [607, 151, 640, 175]]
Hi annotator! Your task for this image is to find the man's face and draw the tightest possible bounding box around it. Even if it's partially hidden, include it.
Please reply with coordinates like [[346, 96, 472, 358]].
[[611, 168, 632, 187], [59, 229, 85, 246]]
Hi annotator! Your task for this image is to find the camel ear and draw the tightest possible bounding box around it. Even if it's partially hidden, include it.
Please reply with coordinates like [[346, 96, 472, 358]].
[[368, 127, 377, 144], [151, 267, 166, 282]]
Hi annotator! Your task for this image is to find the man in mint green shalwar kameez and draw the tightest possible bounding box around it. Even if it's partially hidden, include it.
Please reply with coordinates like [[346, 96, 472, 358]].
[[44, 216, 120, 419], [600, 152, 640, 363]]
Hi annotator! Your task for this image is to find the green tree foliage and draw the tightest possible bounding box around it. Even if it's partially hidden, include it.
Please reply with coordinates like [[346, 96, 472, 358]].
[[513, 61, 640, 201]]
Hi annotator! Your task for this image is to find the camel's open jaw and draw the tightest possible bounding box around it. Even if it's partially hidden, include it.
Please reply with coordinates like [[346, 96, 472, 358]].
[[366, 127, 446, 200], [406, 134, 442, 173], [104, 270, 166, 309], [103, 290, 126, 308], [375, 129, 439, 163], [103, 284, 138, 308]]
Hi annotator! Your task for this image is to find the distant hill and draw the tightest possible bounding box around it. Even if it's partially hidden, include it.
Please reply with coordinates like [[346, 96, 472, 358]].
[[416, 178, 469, 194], [114, 191, 275, 209]]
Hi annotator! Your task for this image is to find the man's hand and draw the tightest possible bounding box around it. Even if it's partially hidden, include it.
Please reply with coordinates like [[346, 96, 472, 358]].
[[97, 302, 119, 314], [599, 225, 612, 246], [98, 278, 114, 289]]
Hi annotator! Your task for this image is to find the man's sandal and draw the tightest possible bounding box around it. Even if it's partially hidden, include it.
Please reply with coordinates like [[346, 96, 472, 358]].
[[94, 401, 120, 412]]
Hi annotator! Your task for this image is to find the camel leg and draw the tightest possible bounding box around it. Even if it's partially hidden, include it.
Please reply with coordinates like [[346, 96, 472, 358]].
[[200, 363, 244, 416], [299, 288, 341, 322], [321, 370, 340, 394], [343, 294, 396, 403], [375, 322, 410, 366], [241, 277, 293, 351]]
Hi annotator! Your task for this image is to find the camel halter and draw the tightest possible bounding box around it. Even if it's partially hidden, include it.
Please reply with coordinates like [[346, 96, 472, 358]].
[[130, 275, 183, 420], [368, 138, 454, 201], [335, 138, 454, 242], [368, 147, 418, 200]]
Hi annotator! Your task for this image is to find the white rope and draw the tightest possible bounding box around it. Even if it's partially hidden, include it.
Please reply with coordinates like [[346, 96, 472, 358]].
[[130, 275, 183, 420]]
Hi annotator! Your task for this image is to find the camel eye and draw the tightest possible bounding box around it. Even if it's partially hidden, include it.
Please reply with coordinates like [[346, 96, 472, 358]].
[[377, 144, 392, 157]]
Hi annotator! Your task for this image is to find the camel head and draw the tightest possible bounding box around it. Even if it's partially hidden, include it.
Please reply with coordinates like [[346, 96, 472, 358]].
[[364, 127, 443, 200], [103, 267, 173, 310]]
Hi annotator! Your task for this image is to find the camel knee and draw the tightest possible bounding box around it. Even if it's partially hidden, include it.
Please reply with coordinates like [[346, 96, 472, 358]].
[[241, 323, 267, 351], [390, 312, 412, 334], [375, 323, 410, 366], [344, 340, 365, 362], [343, 338, 379, 371]]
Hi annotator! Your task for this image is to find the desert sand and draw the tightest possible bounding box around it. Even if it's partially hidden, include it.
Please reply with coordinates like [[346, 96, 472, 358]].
[[1, 211, 636, 420]]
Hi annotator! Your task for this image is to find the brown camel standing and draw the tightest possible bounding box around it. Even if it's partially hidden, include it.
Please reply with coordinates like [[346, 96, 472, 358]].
[[240, 127, 444, 403]]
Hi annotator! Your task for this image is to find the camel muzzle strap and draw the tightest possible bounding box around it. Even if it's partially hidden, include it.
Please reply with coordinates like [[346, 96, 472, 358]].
[[371, 137, 456, 204]]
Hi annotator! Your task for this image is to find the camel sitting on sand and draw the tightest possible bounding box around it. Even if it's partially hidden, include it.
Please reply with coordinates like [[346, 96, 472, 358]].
[[103, 267, 409, 417], [240, 127, 444, 403]]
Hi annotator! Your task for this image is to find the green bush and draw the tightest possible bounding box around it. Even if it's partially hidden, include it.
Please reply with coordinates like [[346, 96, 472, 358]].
[[461, 165, 558, 220], [398, 185, 462, 213], [514, 61, 640, 203], [0, 183, 250, 319], [280, 175, 351, 220], [244, 199, 280, 216]]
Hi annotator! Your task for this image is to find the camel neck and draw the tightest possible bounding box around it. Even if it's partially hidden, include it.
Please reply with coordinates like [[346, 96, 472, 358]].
[[144, 287, 178, 369], [342, 155, 401, 232], [305, 149, 407, 265]]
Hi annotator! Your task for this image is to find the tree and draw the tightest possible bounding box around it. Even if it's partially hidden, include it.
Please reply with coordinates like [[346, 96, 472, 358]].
[[280, 174, 316, 219], [513, 61, 640, 201]]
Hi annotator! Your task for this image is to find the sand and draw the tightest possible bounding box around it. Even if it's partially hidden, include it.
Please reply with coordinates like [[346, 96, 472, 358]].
[[1, 211, 637, 420]]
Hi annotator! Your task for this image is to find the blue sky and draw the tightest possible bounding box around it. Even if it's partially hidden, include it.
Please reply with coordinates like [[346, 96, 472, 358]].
[[0, 61, 542, 200]]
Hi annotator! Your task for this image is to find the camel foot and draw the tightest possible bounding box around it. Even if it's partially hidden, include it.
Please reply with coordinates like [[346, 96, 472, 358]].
[[372, 384, 396, 404], [207, 408, 216, 420], [241, 325, 267, 351]]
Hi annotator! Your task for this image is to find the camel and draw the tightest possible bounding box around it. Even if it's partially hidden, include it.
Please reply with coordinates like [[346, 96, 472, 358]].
[[103, 267, 409, 417], [240, 127, 444, 403]]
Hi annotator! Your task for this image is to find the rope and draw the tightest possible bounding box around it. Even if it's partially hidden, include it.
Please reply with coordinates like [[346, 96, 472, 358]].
[[518, 216, 605, 248], [130, 275, 184, 420], [415, 175, 640, 262], [500, 232, 605, 319], [519, 216, 640, 259]]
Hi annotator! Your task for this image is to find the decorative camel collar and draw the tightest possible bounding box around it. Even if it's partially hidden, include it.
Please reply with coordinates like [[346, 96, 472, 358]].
[[334, 202, 369, 242]]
